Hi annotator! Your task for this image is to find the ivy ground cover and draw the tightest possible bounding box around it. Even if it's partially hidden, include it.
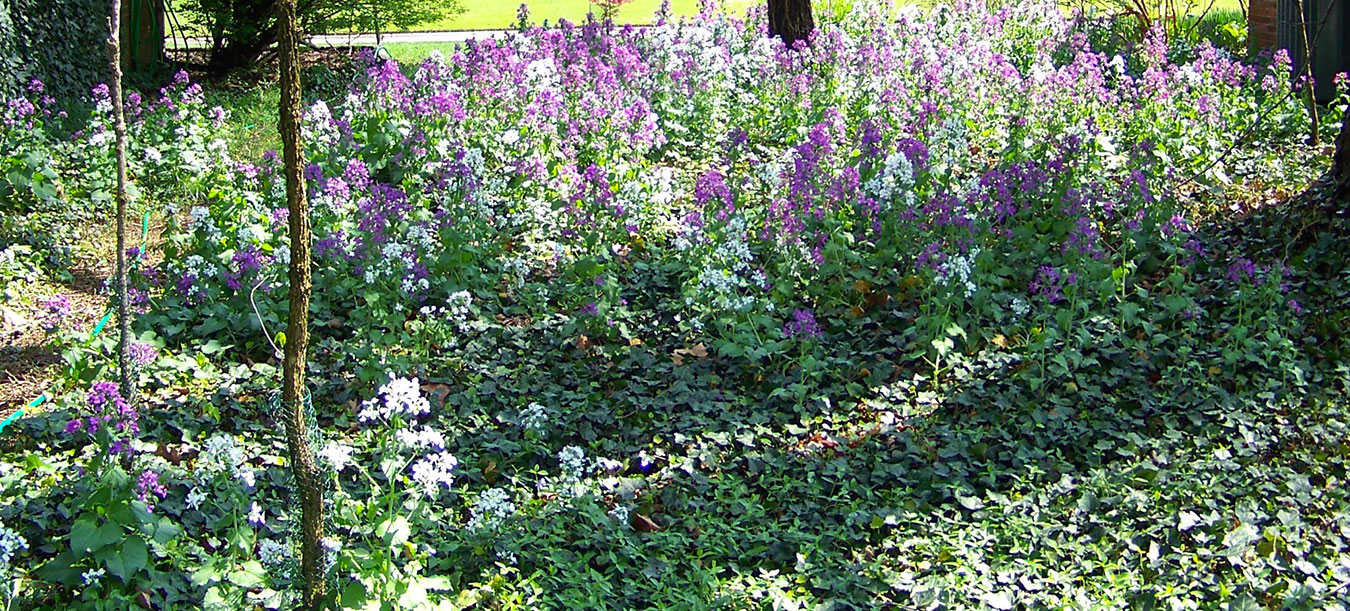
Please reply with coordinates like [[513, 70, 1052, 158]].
[[3, 1, 1350, 608]]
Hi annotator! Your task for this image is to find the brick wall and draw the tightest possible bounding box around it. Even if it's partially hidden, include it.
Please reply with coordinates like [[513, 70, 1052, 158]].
[[1249, 0, 1279, 51]]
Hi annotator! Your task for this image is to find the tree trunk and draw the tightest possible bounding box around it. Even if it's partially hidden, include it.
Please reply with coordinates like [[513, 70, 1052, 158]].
[[768, 0, 814, 48], [106, 0, 132, 399], [278, 0, 325, 608], [1336, 106, 1350, 197]]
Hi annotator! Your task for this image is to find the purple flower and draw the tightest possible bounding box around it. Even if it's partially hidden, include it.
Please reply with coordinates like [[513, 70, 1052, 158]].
[[1030, 266, 1066, 303], [783, 308, 823, 339], [136, 470, 168, 511], [129, 342, 157, 366], [67, 381, 139, 456], [38, 294, 72, 332], [1226, 258, 1256, 283]]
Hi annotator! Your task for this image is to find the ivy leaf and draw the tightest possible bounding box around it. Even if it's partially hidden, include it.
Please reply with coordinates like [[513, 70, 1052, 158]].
[[980, 591, 1013, 610], [1222, 522, 1261, 553], [956, 493, 984, 511], [1178, 511, 1201, 531]]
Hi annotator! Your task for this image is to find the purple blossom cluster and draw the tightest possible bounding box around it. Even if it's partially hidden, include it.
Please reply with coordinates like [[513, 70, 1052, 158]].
[[783, 308, 823, 339], [64, 381, 139, 455]]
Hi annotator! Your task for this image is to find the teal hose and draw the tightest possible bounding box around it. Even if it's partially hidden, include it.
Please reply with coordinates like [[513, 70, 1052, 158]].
[[0, 211, 152, 435]]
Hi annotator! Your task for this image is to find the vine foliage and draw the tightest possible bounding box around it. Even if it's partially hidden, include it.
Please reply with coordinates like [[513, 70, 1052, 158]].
[[0, 0, 109, 102]]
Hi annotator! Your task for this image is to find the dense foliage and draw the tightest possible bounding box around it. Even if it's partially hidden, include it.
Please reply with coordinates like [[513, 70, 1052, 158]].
[[0, 0, 108, 102], [3, 1, 1350, 609], [182, 0, 464, 72]]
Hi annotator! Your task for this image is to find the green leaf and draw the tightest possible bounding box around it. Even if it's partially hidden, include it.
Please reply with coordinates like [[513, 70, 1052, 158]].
[[101, 535, 148, 581], [956, 493, 984, 511], [228, 560, 268, 589], [71, 518, 122, 553], [981, 591, 1013, 610], [377, 515, 411, 550]]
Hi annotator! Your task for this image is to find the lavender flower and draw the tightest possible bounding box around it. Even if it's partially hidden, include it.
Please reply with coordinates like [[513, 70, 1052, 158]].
[[136, 470, 168, 511], [783, 308, 823, 339]]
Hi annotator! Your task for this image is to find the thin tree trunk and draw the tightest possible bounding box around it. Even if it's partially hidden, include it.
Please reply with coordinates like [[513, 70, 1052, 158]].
[[1294, 0, 1319, 146], [106, 0, 132, 399], [278, 0, 325, 607], [1336, 105, 1350, 196], [767, 0, 814, 48]]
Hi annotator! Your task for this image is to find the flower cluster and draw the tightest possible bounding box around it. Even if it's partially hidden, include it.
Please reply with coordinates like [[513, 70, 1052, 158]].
[[318, 440, 355, 473], [136, 469, 169, 512], [64, 381, 139, 455], [467, 488, 517, 532], [0, 520, 27, 573], [783, 309, 823, 339], [410, 451, 459, 497], [358, 374, 433, 422], [38, 294, 71, 332]]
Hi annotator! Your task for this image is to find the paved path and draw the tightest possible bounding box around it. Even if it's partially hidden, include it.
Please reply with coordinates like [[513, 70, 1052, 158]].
[[166, 29, 511, 50]]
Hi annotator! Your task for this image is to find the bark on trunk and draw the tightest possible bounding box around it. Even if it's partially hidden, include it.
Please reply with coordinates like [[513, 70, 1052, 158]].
[[768, 0, 814, 48], [106, 0, 132, 399], [278, 0, 325, 607]]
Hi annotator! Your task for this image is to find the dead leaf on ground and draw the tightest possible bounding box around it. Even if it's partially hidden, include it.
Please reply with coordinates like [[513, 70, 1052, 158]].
[[671, 343, 708, 366], [630, 512, 663, 532], [422, 383, 451, 405]]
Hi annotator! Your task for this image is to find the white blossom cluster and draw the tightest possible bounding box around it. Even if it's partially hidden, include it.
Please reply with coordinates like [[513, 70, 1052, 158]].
[[1009, 296, 1030, 319], [303, 101, 342, 147], [930, 116, 970, 177], [524, 57, 559, 89], [81, 567, 105, 587], [467, 488, 516, 531], [519, 402, 548, 432], [317, 440, 355, 473], [937, 247, 980, 299], [358, 374, 433, 422], [410, 451, 459, 497], [688, 216, 757, 313], [445, 290, 473, 319], [396, 425, 446, 451], [258, 539, 292, 568], [558, 445, 590, 482], [0, 520, 27, 572], [195, 434, 257, 490], [608, 504, 632, 528], [362, 241, 414, 290], [187, 206, 222, 242], [865, 151, 918, 211]]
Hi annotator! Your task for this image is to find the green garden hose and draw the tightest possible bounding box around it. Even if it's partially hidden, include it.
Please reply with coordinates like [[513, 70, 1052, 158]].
[[0, 211, 152, 435]]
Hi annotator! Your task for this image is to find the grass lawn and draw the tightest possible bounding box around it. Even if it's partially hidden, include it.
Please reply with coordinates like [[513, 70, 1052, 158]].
[[422, 0, 762, 30], [167, 0, 1244, 36]]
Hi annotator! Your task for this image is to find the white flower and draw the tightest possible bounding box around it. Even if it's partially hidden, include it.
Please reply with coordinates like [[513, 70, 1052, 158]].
[[196, 434, 254, 489], [559, 445, 589, 481], [239, 468, 257, 490], [396, 425, 447, 451], [81, 567, 105, 586], [358, 374, 433, 422], [0, 520, 28, 569], [609, 505, 631, 528], [258, 539, 291, 567], [185, 487, 207, 510], [318, 441, 355, 472], [248, 501, 265, 527], [468, 488, 516, 531], [502, 129, 520, 147], [320, 537, 341, 572], [410, 451, 458, 496], [520, 402, 548, 432]]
